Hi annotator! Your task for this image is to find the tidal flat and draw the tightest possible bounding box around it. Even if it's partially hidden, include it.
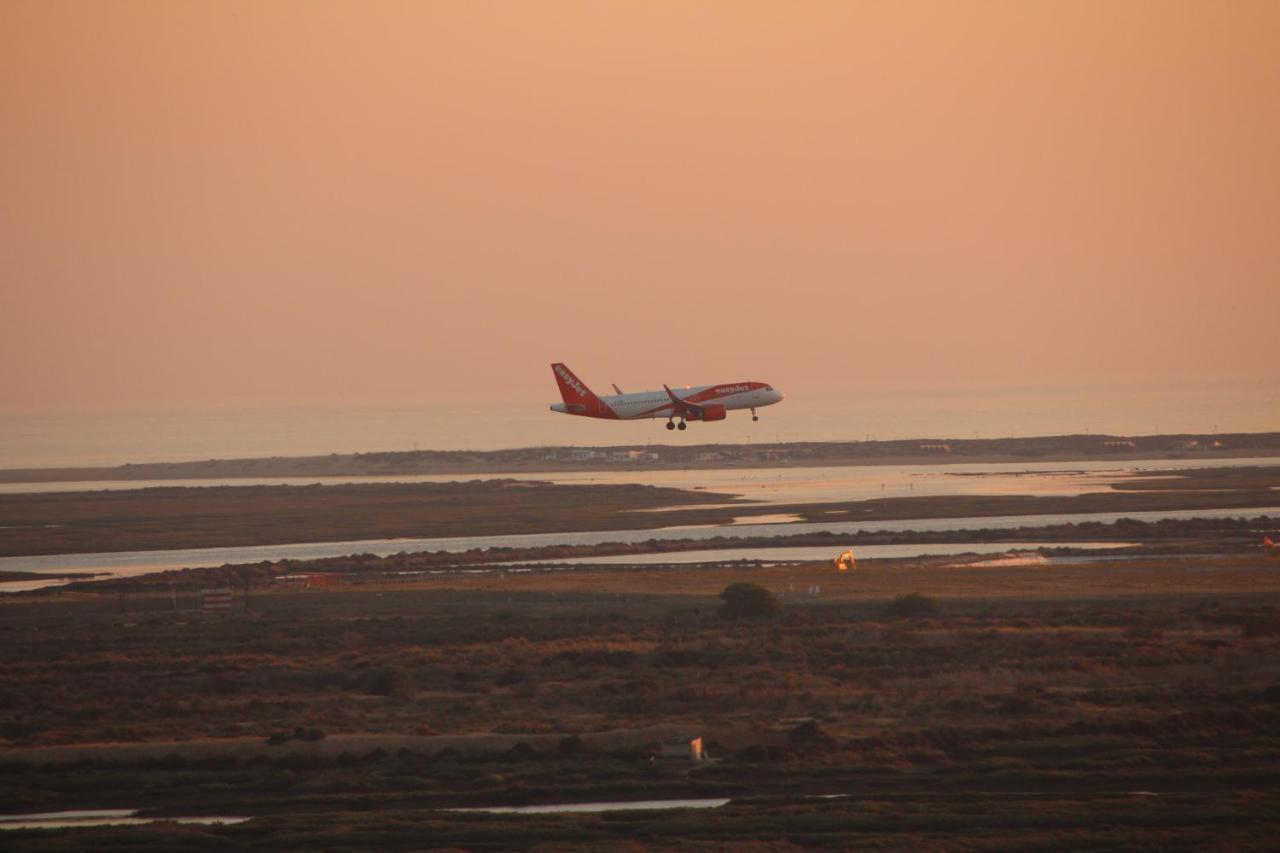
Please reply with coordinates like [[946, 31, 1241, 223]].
[[2, 464, 1278, 559]]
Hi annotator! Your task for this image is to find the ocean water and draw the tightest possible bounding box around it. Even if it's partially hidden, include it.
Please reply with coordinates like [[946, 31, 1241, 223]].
[[1, 383, 1276, 470]]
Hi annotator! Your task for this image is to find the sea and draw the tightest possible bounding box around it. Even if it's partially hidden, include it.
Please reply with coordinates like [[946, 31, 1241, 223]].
[[2, 383, 1277, 470]]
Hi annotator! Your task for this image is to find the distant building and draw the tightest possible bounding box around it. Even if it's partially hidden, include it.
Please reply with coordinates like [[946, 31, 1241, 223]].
[[656, 736, 705, 761], [1105, 440, 1136, 448], [276, 572, 344, 590], [919, 444, 951, 453], [199, 588, 234, 611]]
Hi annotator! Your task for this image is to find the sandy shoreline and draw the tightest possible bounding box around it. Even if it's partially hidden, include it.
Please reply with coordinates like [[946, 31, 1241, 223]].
[[2, 467, 1278, 559], [3, 433, 1278, 484]]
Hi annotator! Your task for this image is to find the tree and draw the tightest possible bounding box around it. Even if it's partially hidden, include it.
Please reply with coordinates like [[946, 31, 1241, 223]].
[[719, 583, 782, 621]]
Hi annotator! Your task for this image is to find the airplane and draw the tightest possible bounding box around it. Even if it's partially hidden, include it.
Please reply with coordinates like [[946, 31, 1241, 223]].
[[548, 363, 783, 430]]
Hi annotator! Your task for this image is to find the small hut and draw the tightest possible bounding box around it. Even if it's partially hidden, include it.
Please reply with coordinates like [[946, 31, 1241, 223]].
[[657, 736, 705, 761]]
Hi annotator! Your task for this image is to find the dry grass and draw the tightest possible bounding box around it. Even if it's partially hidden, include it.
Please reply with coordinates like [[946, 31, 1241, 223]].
[[3, 553, 1279, 849], [357, 554, 1280, 600]]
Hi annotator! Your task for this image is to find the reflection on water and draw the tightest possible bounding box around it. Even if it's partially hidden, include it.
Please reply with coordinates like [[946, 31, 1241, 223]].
[[2, 456, 1277, 500], [0, 809, 248, 830], [448, 798, 731, 814], [4, 384, 1276, 469], [3, 505, 1274, 593], [549, 458, 1280, 506], [730, 514, 803, 525]]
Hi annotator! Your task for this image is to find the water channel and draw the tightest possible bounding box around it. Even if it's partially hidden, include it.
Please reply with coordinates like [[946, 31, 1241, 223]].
[[3, 505, 1274, 593]]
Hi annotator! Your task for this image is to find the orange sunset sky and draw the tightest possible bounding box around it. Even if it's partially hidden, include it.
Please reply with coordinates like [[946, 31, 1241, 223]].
[[2, 1, 1278, 413]]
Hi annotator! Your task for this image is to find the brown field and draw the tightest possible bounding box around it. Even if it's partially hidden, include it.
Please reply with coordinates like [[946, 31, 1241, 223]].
[[0, 480, 742, 557], [2, 465, 1278, 558], [3, 551, 1279, 849]]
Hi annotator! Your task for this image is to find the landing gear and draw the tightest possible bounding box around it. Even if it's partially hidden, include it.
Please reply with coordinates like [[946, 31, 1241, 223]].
[[751, 407, 759, 422], [666, 419, 675, 430], [677, 421, 687, 430]]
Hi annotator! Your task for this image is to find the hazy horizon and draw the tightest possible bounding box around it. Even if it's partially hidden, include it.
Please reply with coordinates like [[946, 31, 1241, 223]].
[[4, 2, 1279, 416], [3, 381, 1275, 470]]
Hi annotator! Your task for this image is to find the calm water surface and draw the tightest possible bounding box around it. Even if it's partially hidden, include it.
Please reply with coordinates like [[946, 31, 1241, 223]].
[[0, 809, 248, 830], [2, 456, 1277, 501], [447, 798, 731, 814], [3, 383, 1275, 469], [4, 506, 1274, 592]]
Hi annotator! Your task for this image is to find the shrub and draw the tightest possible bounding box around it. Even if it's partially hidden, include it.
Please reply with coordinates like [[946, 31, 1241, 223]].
[[884, 593, 940, 619], [366, 665, 414, 696], [496, 668, 525, 686], [507, 741, 537, 761], [558, 734, 584, 756], [788, 720, 834, 745], [1242, 618, 1280, 638], [718, 583, 782, 621]]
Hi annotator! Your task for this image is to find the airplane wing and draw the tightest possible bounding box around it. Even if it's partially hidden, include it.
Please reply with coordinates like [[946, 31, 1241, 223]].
[[662, 384, 703, 419], [612, 384, 624, 395]]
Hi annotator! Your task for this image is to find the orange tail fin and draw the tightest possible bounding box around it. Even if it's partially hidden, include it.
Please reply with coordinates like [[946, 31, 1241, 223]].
[[550, 363, 618, 419]]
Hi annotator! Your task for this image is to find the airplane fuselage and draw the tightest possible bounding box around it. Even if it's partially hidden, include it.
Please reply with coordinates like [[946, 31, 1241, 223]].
[[548, 364, 783, 427], [551, 382, 781, 420]]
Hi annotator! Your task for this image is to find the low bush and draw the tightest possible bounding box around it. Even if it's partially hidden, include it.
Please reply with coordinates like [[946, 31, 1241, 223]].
[[366, 665, 414, 696], [719, 583, 782, 621], [884, 593, 940, 619], [1242, 618, 1280, 638]]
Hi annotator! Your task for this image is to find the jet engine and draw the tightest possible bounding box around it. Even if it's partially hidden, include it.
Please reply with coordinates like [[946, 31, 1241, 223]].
[[697, 403, 727, 422]]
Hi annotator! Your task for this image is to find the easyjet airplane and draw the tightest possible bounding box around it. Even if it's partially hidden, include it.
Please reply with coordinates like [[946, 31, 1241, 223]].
[[549, 363, 783, 430]]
